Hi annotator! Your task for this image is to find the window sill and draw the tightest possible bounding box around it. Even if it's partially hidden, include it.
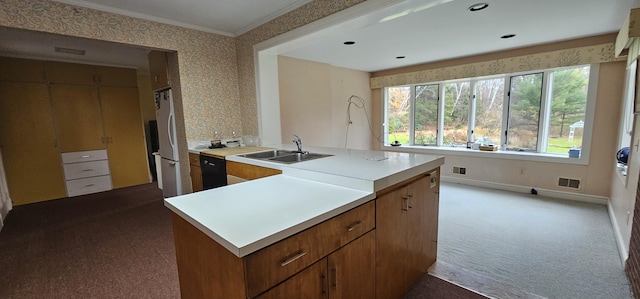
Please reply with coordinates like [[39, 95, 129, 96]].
[[616, 163, 628, 186], [381, 144, 589, 165]]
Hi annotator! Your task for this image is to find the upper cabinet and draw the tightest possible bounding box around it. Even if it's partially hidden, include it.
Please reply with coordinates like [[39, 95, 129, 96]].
[[46, 61, 97, 85], [148, 50, 170, 90], [96, 66, 137, 87], [0, 57, 46, 83], [50, 85, 105, 152]]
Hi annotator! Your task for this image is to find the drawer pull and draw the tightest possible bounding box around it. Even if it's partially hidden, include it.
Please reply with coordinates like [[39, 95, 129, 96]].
[[347, 221, 363, 232], [280, 250, 306, 267], [81, 155, 92, 158], [84, 184, 95, 187], [82, 169, 94, 172]]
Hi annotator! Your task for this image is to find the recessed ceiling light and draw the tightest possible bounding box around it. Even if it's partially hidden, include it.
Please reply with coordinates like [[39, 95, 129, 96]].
[[501, 34, 516, 39], [468, 3, 489, 12], [343, 41, 355, 45], [54, 47, 86, 55], [396, 56, 406, 59]]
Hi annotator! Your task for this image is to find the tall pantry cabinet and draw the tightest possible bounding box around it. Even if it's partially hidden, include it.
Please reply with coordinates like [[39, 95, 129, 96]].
[[0, 57, 149, 205]]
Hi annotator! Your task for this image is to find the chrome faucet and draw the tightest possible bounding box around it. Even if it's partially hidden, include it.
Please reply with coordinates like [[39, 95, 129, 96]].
[[293, 135, 307, 153]]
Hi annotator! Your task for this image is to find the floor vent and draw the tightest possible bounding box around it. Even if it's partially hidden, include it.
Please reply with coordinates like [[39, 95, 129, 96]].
[[453, 167, 467, 175], [558, 177, 580, 189]]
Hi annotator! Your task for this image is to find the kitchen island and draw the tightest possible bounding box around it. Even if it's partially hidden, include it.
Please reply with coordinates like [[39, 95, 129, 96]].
[[165, 145, 444, 298]]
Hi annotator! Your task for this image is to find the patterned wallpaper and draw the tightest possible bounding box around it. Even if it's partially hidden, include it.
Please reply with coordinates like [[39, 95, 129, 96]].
[[370, 43, 621, 88]]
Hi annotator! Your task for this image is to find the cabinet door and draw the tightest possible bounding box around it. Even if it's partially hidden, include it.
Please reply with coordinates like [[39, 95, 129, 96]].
[[148, 51, 169, 90], [100, 86, 149, 188], [376, 180, 425, 298], [96, 66, 137, 87], [190, 164, 203, 192], [256, 259, 328, 299], [0, 57, 46, 83], [50, 85, 105, 152], [328, 230, 375, 299], [408, 175, 434, 271], [46, 61, 96, 85], [0, 82, 66, 205]]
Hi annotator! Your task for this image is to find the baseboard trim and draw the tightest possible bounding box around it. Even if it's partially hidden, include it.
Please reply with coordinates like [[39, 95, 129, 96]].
[[441, 176, 609, 205], [607, 202, 629, 264]]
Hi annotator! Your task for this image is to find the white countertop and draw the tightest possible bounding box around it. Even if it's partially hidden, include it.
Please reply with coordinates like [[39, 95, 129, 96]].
[[166, 144, 443, 258]]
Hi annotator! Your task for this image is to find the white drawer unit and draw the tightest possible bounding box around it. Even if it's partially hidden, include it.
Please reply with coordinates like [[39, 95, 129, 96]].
[[61, 150, 109, 164], [62, 149, 112, 197], [63, 160, 110, 180], [65, 176, 112, 197]]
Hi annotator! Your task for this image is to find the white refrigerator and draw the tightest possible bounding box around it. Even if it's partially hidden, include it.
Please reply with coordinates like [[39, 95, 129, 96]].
[[155, 88, 182, 197]]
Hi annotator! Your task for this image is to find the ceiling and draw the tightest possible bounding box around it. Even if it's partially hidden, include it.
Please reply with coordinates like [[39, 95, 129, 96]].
[[0, 0, 636, 73]]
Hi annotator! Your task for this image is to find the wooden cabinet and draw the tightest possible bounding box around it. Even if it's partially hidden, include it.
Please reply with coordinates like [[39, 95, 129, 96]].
[[95, 66, 137, 87], [50, 85, 105, 152], [148, 51, 170, 90], [172, 200, 375, 299], [257, 230, 375, 299], [0, 82, 66, 205], [46, 61, 96, 85], [0, 58, 149, 204], [189, 153, 203, 192], [170, 168, 441, 299], [376, 170, 439, 299], [226, 160, 281, 181], [100, 86, 149, 188], [0, 57, 46, 83]]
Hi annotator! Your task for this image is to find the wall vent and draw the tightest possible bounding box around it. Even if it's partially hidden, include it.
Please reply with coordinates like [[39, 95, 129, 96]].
[[558, 177, 580, 189], [453, 167, 466, 175]]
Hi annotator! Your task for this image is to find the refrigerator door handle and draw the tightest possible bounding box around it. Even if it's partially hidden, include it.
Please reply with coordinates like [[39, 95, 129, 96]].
[[168, 112, 175, 152]]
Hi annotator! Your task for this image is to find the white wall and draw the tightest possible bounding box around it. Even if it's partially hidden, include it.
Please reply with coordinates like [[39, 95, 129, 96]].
[[278, 56, 372, 150], [0, 147, 13, 231]]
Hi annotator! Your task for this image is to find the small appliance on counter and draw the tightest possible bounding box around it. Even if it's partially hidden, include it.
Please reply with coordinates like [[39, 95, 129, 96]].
[[221, 137, 242, 148]]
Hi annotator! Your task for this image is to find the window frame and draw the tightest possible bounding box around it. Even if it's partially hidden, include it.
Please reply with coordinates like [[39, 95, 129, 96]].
[[381, 64, 599, 165]]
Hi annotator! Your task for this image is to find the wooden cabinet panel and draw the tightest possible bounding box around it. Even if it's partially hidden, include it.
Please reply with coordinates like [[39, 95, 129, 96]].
[[96, 66, 137, 87], [328, 230, 375, 299], [0, 82, 66, 205], [0, 57, 46, 83], [226, 160, 281, 180], [244, 201, 375, 298], [50, 85, 104, 152], [46, 61, 96, 85], [256, 258, 328, 299], [148, 51, 169, 90], [100, 86, 149, 188], [376, 174, 432, 299], [189, 153, 203, 193]]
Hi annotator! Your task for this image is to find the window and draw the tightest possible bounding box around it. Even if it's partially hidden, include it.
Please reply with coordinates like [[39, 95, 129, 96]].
[[383, 65, 592, 156]]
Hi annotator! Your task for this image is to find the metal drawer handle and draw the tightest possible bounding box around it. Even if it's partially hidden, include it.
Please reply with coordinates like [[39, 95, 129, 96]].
[[84, 184, 95, 187], [280, 250, 306, 267], [347, 221, 363, 232], [82, 169, 94, 172], [81, 155, 92, 158]]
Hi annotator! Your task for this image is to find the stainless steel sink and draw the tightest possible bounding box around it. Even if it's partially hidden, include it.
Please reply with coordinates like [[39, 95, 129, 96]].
[[269, 153, 332, 163], [239, 150, 332, 164], [242, 150, 296, 159]]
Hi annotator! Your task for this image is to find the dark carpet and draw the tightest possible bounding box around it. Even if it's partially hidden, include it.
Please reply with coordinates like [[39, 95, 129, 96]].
[[0, 182, 483, 298], [0, 183, 179, 299]]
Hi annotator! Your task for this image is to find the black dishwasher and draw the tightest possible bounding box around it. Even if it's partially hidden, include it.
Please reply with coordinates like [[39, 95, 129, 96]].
[[200, 155, 227, 189]]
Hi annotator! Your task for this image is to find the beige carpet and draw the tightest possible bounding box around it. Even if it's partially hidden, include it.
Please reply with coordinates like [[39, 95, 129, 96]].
[[438, 182, 633, 299]]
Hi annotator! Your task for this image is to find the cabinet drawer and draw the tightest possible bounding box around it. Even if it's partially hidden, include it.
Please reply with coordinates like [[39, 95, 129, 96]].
[[188, 152, 200, 166], [63, 160, 110, 180], [62, 150, 108, 163], [244, 200, 375, 297], [66, 175, 112, 197]]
